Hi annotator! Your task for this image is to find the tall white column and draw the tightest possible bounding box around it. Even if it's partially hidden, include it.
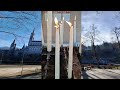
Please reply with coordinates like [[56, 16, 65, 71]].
[[41, 25, 44, 46], [47, 11, 52, 52], [74, 16, 76, 45], [60, 22, 62, 46], [60, 17, 64, 46], [66, 21, 73, 79], [54, 17, 60, 79], [79, 12, 82, 55]]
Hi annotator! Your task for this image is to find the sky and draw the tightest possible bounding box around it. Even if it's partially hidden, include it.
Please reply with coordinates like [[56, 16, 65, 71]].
[[82, 11, 120, 46], [0, 11, 120, 48], [0, 11, 41, 48]]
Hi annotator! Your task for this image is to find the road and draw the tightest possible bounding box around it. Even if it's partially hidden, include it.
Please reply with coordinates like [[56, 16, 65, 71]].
[[1, 65, 120, 79], [81, 69, 120, 79], [20, 73, 42, 79]]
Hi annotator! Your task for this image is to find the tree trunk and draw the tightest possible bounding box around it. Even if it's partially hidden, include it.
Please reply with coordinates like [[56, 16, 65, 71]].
[[92, 42, 99, 67]]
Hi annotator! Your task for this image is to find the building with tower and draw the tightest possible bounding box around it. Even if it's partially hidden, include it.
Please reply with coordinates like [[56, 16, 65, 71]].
[[8, 39, 17, 56], [8, 30, 42, 56], [24, 30, 42, 55]]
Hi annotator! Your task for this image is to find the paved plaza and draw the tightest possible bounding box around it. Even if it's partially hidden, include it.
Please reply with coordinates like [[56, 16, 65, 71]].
[[81, 69, 120, 79]]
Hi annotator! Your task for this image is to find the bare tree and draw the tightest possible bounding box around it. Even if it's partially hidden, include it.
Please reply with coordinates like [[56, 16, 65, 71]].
[[111, 27, 120, 49], [0, 11, 41, 66], [0, 11, 40, 45], [84, 24, 100, 67]]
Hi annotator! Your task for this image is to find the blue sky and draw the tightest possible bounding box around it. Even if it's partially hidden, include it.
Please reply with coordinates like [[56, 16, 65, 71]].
[[0, 11, 120, 48], [0, 11, 41, 48]]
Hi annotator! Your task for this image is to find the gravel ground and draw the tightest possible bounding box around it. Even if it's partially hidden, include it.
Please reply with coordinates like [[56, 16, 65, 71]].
[[0, 65, 41, 79]]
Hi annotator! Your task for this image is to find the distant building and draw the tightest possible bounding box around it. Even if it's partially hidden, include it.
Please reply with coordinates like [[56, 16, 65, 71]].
[[9, 39, 16, 51], [8, 39, 16, 56], [0, 30, 42, 57], [24, 30, 42, 55]]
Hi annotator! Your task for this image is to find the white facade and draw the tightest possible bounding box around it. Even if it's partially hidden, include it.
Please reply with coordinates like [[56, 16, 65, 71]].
[[42, 11, 81, 47]]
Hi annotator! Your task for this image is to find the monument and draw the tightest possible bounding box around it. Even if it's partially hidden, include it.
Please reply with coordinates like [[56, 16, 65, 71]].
[[41, 11, 81, 47], [41, 11, 81, 79]]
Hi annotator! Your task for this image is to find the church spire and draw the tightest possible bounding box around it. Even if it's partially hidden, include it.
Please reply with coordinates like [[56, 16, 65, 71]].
[[13, 39, 15, 43], [10, 39, 16, 50], [22, 44, 25, 49], [10, 39, 15, 47], [28, 29, 35, 45], [31, 29, 35, 41]]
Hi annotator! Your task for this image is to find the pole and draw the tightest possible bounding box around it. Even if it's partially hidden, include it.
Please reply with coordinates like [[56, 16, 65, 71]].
[[21, 50, 25, 76]]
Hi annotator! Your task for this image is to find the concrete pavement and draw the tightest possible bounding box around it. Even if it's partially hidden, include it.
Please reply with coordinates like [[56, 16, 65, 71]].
[[81, 69, 120, 79]]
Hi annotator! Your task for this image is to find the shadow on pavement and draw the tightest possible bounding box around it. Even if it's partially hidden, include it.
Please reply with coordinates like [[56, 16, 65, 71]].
[[81, 71, 90, 79], [82, 70, 101, 79]]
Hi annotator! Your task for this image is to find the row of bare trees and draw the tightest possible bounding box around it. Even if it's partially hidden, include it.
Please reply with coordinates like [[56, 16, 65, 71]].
[[82, 24, 120, 65], [82, 24, 101, 66]]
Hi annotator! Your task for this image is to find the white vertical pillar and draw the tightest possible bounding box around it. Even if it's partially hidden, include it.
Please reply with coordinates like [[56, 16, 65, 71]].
[[54, 17, 60, 79], [41, 25, 44, 46], [47, 11, 52, 52], [66, 21, 73, 79], [60, 17, 64, 46], [79, 12, 82, 55], [74, 16, 76, 46], [60, 22, 62, 46]]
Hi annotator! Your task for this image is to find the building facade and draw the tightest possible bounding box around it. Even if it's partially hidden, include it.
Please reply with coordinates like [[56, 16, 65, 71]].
[[24, 30, 42, 55], [8, 30, 42, 56]]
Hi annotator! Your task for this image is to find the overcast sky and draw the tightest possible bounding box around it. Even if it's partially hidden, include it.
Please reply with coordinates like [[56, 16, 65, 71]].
[[82, 11, 120, 46], [0, 11, 120, 48]]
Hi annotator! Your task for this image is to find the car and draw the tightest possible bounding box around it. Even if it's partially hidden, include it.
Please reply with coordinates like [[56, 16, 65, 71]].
[[84, 67, 87, 70], [87, 66, 92, 70]]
